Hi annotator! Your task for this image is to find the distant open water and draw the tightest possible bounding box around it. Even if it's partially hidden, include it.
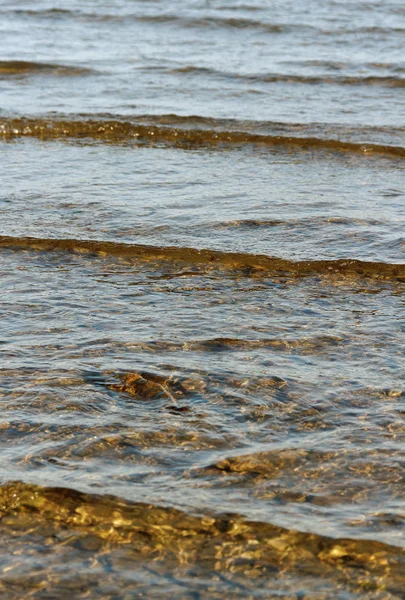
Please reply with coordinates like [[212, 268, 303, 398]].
[[0, 1, 404, 598]]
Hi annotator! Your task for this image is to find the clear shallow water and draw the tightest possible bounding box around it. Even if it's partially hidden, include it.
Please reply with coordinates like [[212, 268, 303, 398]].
[[1, 139, 404, 262], [1, 247, 405, 597], [0, 0, 404, 598]]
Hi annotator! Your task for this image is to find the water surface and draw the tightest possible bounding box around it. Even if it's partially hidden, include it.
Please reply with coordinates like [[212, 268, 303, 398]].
[[0, 0, 404, 597]]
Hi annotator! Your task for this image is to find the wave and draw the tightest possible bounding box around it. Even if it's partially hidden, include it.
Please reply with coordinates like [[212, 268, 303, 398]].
[[7, 8, 122, 22], [172, 65, 405, 87], [0, 60, 93, 76], [10, 8, 74, 16], [4, 9, 405, 37], [210, 216, 384, 229], [131, 14, 300, 33], [102, 336, 344, 357], [4, 10, 301, 32], [150, 335, 344, 353], [0, 480, 404, 591], [0, 116, 404, 158], [0, 235, 404, 280], [115, 14, 405, 37], [132, 113, 405, 147], [138, 15, 405, 36], [348, 25, 405, 35], [248, 74, 405, 88], [281, 59, 405, 73]]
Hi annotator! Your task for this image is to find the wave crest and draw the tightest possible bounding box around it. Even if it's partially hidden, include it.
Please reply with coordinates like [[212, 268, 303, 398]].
[[1, 116, 404, 158], [0, 235, 404, 280]]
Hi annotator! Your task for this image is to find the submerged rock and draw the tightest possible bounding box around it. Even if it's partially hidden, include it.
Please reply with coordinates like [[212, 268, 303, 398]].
[[108, 372, 197, 412], [110, 372, 175, 401]]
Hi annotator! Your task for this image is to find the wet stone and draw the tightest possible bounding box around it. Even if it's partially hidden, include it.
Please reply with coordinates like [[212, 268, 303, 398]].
[[108, 371, 201, 408]]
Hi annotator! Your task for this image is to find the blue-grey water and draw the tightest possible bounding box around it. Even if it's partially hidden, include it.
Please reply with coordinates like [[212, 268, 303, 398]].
[[0, 0, 404, 598]]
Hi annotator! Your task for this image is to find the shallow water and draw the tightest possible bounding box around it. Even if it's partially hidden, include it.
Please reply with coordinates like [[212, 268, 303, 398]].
[[0, 0, 404, 598]]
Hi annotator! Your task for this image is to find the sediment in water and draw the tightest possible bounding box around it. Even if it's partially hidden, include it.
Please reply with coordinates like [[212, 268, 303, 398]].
[[1, 116, 404, 158], [0, 234, 404, 280], [0, 481, 404, 594], [0, 60, 92, 76]]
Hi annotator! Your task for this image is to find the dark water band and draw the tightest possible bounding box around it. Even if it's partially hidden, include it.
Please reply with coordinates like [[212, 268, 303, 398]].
[[0, 60, 93, 76], [172, 65, 405, 88], [1, 235, 404, 280], [1, 117, 404, 158]]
